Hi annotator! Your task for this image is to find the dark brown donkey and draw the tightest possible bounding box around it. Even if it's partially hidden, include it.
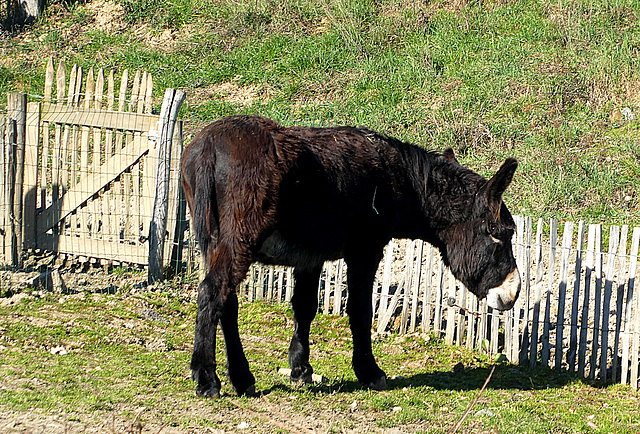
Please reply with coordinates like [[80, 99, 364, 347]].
[[180, 115, 521, 398]]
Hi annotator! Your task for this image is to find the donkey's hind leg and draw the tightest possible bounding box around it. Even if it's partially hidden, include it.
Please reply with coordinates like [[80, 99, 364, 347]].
[[220, 289, 255, 396], [191, 244, 254, 398], [288, 266, 322, 383]]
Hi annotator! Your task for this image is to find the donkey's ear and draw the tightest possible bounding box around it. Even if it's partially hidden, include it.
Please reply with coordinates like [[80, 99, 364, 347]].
[[484, 158, 518, 207], [443, 147, 459, 165]]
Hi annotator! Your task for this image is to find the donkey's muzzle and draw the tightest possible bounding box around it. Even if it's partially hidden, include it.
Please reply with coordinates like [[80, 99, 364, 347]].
[[486, 268, 521, 311]]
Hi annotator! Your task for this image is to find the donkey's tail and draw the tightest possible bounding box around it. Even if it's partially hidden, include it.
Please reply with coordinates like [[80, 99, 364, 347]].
[[192, 159, 219, 260]]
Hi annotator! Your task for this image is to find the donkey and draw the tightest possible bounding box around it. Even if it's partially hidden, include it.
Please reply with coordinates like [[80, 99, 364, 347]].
[[180, 115, 521, 398]]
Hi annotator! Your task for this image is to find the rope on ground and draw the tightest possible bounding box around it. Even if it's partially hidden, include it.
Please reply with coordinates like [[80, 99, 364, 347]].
[[447, 365, 496, 434]]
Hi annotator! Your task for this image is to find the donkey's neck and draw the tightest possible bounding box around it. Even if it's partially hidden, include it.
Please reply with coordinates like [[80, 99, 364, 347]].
[[392, 143, 482, 242]]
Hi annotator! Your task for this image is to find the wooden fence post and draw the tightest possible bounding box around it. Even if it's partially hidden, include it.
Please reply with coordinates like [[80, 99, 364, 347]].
[[148, 88, 186, 283], [0, 115, 5, 264], [7, 93, 27, 268]]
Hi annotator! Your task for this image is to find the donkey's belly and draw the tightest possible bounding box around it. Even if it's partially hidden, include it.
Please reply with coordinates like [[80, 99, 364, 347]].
[[256, 230, 344, 269]]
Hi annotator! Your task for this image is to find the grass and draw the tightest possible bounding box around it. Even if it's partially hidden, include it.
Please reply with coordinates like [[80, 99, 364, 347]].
[[0, 287, 626, 428], [1, 0, 639, 227], [1, 278, 640, 432]]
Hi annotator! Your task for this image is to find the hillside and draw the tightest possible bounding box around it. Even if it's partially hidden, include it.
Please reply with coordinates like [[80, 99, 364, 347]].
[[1, 0, 639, 226]]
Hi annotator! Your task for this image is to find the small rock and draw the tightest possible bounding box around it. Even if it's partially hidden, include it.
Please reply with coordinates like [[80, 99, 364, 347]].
[[50, 346, 68, 355], [621, 107, 635, 120], [475, 409, 495, 417], [392, 406, 402, 412], [350, 400, 357, 410], [237, 421, 250, 429]]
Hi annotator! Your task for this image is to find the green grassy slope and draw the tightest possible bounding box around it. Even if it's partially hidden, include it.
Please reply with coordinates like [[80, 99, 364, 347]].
[[2, 0, 639, 225]]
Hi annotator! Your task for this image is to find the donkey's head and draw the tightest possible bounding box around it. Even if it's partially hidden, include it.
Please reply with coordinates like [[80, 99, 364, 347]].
[[440, 156, 520, 311]]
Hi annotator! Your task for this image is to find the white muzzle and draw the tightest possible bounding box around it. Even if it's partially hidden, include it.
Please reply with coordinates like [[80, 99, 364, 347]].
[[486, 268, 521, 311]]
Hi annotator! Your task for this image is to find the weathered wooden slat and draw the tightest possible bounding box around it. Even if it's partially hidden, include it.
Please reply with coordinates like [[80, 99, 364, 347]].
[[23, 103, 40, 250], [400, 241, 415, 334], [276, 266, 285, 303], [144, 74, 153, 114], [0, 116, 6, 264], [445, 271, 456, 346], [456, 284, 466, 347], [410, 240, 423, 332], [137, 72, 147, 114], [285, 267, 294, 303], [554, 221, 574, 371], [568, 221, 586, 373], [578, 224, 597, 377], [589, 225, 604, 381], [118, 69, 128, 112], [612, 225, 628, 383], [621, 228, 640, 385], [434, 258, 445, 335], [510, 215, 525, 362], [519, 217, 533, 365], [600, 226, 620, 382], [628, 228, 640, 389], [79, 68, 95, 237], [323, 261, 332, 314], [40, 103, 157, 132], [421, 244, 434, 333], [44, 58, 54, 101], [530, 218, 544, 368], [542, 219, 558, 367], [267, 266, 274, 301], [379, 240, 394, 316], [41, 58, 54, 210], [334, 260, 344, 314]]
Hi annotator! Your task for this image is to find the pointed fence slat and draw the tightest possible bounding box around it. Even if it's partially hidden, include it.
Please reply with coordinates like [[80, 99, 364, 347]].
[[555, 221, 574, 371], [627, 228, 640, 388], [612, 225, 628, 383], [530, 218, 544, 368], [568, 221, 586, 373], [542, 219, 558, 367], [578, 225, 597, 377], [421, 243, 434, 333], [621, 228, 640, 385], [601, 226, 620, 382], [590, 225, 604, 380]]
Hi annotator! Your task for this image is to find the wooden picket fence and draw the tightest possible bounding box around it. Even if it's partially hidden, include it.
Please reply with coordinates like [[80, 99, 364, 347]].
[[0, 59, 185, 275], [232, 216, 640, 387]]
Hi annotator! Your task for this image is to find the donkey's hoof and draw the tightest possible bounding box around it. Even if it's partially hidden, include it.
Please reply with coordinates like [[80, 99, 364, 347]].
[[239, 384, 256, 397], [196, 384, 221, 399], [366, 375, 388, 391]]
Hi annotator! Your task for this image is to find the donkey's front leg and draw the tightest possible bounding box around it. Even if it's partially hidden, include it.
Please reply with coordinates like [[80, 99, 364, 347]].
[[288, 266, 321, 383], [191, 273, 223, 398], [345, 254, 387, 391]]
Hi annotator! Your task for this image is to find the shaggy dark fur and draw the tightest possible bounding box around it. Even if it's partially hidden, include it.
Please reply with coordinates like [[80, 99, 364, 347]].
[[181, 115, 519, 398]]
